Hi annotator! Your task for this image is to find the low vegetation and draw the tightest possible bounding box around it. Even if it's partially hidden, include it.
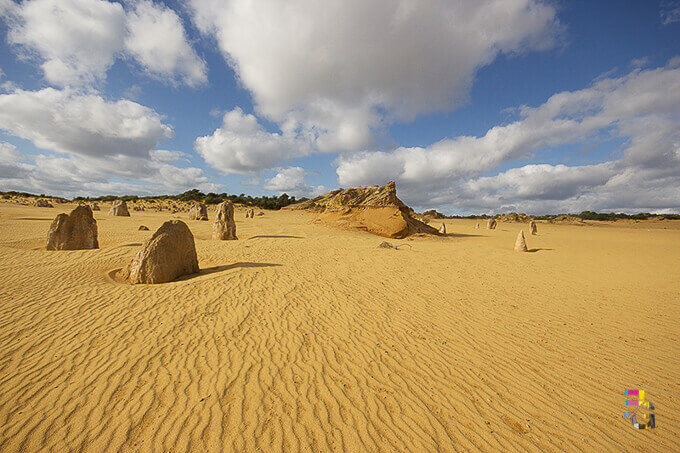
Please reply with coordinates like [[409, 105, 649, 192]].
[[3, 190, 679, 219], [70, 189, 307, 210]]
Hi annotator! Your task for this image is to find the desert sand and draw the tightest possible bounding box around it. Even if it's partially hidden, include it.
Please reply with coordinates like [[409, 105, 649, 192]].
[[0, 201, 678, 451]]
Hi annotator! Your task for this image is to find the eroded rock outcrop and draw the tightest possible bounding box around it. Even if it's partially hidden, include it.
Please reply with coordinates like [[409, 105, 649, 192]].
[[127, 220, 199, 284], [46, 205, 98, 250], [213, 201, 237, 240], [514, 230, 528, 252], [529, 220, 537, 235], [35, 199, 53, 208], [487, 218, 497, 230], [109, 200, 130, 216], [285, 181, 438, 238], [189, 203, 208, 220]]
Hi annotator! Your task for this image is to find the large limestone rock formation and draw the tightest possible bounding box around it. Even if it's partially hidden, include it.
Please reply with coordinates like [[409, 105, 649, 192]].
[[46, 205, 98, 250], [245, 208, 254, 219], [439, 223, 447, 234], [423, 209, 446, 219], [529, 220, 537, 235], [127, 220, 199, 284], [109, 200, 130, 216], [487, 218, 497, 230], [285, 181, 438, 238], [213, 201, 237, 240], [498, 212, 530, 223], [514, 230, 528, 252], [90, 203, 100, 211], [35, 199, 53, 208], [189, 203, 208, 220]]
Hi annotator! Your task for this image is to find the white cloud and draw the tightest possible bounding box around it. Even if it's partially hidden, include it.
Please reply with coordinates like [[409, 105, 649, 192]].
[[189, 0, 562, 152], [0, 87, 173, 158], [0, 145, 219, 197], [263, 166, 326, 198], [125, 0, 207, 87], [335, 60, 680, 214], [661, 1, 680, 25], [6, 0, 126, 87], [194, 108, 309, 174], [3, 0, 206, 88]]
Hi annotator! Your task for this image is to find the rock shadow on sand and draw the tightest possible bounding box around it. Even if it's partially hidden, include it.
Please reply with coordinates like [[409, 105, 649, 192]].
[[106, 262, 281, 284], [526, 248, 553, 253], [177, 262, 282, 280], [441, 233, 485, 238], [247, 235, 304, 239]]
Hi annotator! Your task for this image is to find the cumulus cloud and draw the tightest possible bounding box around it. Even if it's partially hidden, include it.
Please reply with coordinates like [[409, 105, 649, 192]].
[[194, 108, 309, 174], [661, 1, 680, 25], [0, 144, 219, 197], [125, 0, 207, 87], [3, 0, 205, 88], [263, 167, 327, 198], [0, 87, 174, 157], [5, 0, 126, 87], [189, 0, 562, 152], [335, 60, 680, 214]]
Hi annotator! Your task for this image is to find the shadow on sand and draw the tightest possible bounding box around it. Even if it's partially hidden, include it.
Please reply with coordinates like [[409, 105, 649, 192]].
[[178, 262, 282, 281], [445, 233, 486, 238], [527, 248, 553, 253], [16, 217, 53, 221], [247, 235, 304, 239]]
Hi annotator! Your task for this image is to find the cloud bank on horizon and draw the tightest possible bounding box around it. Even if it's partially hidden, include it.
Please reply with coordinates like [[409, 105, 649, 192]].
[[0, 0, 679, 214]]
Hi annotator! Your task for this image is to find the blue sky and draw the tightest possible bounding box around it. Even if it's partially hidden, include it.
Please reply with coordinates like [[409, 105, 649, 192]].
[[0, 0, 679, 214]]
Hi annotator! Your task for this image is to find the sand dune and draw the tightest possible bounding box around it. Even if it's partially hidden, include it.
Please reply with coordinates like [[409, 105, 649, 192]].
[[0, 202, 678, 451]]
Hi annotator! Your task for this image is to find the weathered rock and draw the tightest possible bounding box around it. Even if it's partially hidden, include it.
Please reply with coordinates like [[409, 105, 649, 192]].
[[256, 211, 264, 216], [213, 201, 237, 240], [487, 218, 497, 230], [423, 209, 446, 219], [90, 203, 100, 211], [245, 208, 254, 218], [127, 220, 199, 284], [284, 181, 438, 238], [35, 199, 53, 208], [439, 223, 447, 234], [529, 220, 537, 235], [109, 200, 130, 216], [132, 205, 145, 212], [514, 230, 528, 252], [476, 223, 480, 229], [138, 225, 150, 231], [46, 205, 98, 250], [189, 202, 208, 220]]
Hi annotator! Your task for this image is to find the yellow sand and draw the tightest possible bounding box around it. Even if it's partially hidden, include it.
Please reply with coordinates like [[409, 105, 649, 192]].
[[0, 202, 678, 452]]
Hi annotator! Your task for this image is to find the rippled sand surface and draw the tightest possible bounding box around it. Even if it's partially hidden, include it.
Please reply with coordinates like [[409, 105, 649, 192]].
[[0, 202, 678, 452]]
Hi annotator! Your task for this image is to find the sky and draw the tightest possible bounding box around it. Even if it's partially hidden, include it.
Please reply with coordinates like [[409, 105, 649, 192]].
[[0, 0, 679, 215]]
